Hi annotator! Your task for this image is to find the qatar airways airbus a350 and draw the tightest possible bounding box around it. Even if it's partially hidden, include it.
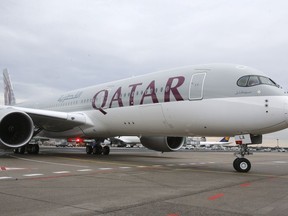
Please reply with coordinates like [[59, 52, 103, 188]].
[[1, 64, 288, 172]]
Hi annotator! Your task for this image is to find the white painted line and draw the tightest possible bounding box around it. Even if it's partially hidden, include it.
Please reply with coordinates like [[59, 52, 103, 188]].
[[189, 163, 196, 165], [23, 174, 43, 177], [119, 167, 131, 169], [273, 161, 288, 164], [98, 168, 113, 171], [11, 155, 89, 168], [137, 166, 147, 168], [166, 164, 175, 166], [179, 163, 187, 166], [53, 171, 70, 174], [0, 177, 13, 180], [5, 167, 26, 171], [77, 169, 93, 172], [208, 162, 216, 164], [152, 165, 162, 167]]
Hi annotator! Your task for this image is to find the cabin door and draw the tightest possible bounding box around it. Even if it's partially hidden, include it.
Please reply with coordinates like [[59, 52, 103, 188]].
[[189, 73, 206, 100]]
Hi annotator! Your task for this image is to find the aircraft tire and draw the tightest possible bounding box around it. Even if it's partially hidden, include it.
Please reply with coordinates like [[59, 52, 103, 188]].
[[34, 144, 39, 154], [13, 148, 19, 154], [234, 158, 251, 173], [27, 144, 39, 154], [19, 146, 26, 154], [86, 145, 92, 154], [92, 145, 102, 155], [102, 146, 110, 155], [233, 158, 240, 171]]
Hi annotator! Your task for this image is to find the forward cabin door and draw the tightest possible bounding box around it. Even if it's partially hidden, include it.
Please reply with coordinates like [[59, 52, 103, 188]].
[[189, 73, 206, 100]]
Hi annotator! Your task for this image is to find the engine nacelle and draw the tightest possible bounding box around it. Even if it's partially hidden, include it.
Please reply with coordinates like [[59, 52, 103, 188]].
[[140, 136, 185, 152], [0, 109, 34, 149]]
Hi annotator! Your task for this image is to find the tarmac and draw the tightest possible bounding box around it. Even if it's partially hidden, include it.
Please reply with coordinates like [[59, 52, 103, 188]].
[[1, 147, 288, 216]]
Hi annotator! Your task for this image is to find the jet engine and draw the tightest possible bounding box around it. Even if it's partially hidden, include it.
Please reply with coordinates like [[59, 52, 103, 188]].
[[0, 109, 34, 149], [140, 136, 185, 152]]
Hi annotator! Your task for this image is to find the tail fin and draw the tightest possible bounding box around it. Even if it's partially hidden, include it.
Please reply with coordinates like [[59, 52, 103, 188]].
[[219, 137, 230, 142], [3, 69, 16, 105]]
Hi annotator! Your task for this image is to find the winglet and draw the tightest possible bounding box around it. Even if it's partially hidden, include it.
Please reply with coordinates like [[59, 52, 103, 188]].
[[3, 69, 16, 105]]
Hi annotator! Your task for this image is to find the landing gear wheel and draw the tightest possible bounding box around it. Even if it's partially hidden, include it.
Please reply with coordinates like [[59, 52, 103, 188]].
[[86, 145, 92, 154], [233, 158, 251, 173], [13, 148, 19, 154], [19, 146, 26, 154], [27, 144, 40, 154], [102, 146, 110, 155], [34, 144, 39, 154], [92, 145, 103, 155], [233, 158, 240, 171]]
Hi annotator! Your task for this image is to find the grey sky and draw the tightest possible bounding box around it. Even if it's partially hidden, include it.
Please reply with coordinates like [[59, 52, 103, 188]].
[[0, 0, 288, 145]]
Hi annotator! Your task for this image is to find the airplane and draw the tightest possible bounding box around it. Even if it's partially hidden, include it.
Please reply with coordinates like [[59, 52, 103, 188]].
[[198, 137, 231, 148], [1, 63, 288, 173], [110, 136, 141, 147]]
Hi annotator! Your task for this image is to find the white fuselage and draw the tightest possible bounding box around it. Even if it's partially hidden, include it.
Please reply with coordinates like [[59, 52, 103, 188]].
[[17, 64, 288, 139]]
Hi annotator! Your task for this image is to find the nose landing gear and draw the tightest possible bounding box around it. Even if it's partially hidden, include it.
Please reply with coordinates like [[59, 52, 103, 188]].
[[233, 144, 252, 172]]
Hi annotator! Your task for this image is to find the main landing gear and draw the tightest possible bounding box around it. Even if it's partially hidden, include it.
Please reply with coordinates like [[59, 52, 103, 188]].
[[233, 144, 252, 173], [13, 144, 40, 155], [86, 139, 110, 156]]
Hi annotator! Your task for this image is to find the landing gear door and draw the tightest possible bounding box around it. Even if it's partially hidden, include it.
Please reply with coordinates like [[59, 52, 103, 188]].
[[189, 73, 206, 100]]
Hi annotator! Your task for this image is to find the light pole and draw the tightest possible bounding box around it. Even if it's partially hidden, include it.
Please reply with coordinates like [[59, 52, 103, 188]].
[[277, 138, 279, 149]]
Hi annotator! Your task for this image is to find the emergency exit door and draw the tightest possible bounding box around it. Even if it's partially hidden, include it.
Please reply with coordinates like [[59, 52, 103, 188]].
[[189, 73, 206, 100]]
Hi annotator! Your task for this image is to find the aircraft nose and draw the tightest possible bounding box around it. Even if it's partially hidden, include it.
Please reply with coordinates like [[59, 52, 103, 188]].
[[285, 97, 288, 124]]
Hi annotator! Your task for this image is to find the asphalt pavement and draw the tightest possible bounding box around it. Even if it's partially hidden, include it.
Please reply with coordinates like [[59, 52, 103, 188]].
[[1, 147, 288, 216]]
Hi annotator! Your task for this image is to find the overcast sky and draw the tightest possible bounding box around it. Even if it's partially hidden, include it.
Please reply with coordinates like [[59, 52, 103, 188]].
[[1, 0, 288, 145]]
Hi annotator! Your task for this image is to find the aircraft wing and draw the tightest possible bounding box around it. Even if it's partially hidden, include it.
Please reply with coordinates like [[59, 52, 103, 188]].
[[2, 106, 89, 132]]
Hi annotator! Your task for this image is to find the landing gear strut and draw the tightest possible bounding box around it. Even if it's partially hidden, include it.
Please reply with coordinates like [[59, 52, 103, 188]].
[[233, 144, 252, 172]]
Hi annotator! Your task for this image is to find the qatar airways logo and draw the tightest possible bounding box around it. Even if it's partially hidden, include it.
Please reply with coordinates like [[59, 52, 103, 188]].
[[92, 76, 185, 114]]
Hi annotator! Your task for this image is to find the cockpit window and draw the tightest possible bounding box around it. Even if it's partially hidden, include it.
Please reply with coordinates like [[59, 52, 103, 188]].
[[237, 76, 249, 87], [237, 75, 279, 88], [247, 76, 260, 86], [259, 76, 277, 86]]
